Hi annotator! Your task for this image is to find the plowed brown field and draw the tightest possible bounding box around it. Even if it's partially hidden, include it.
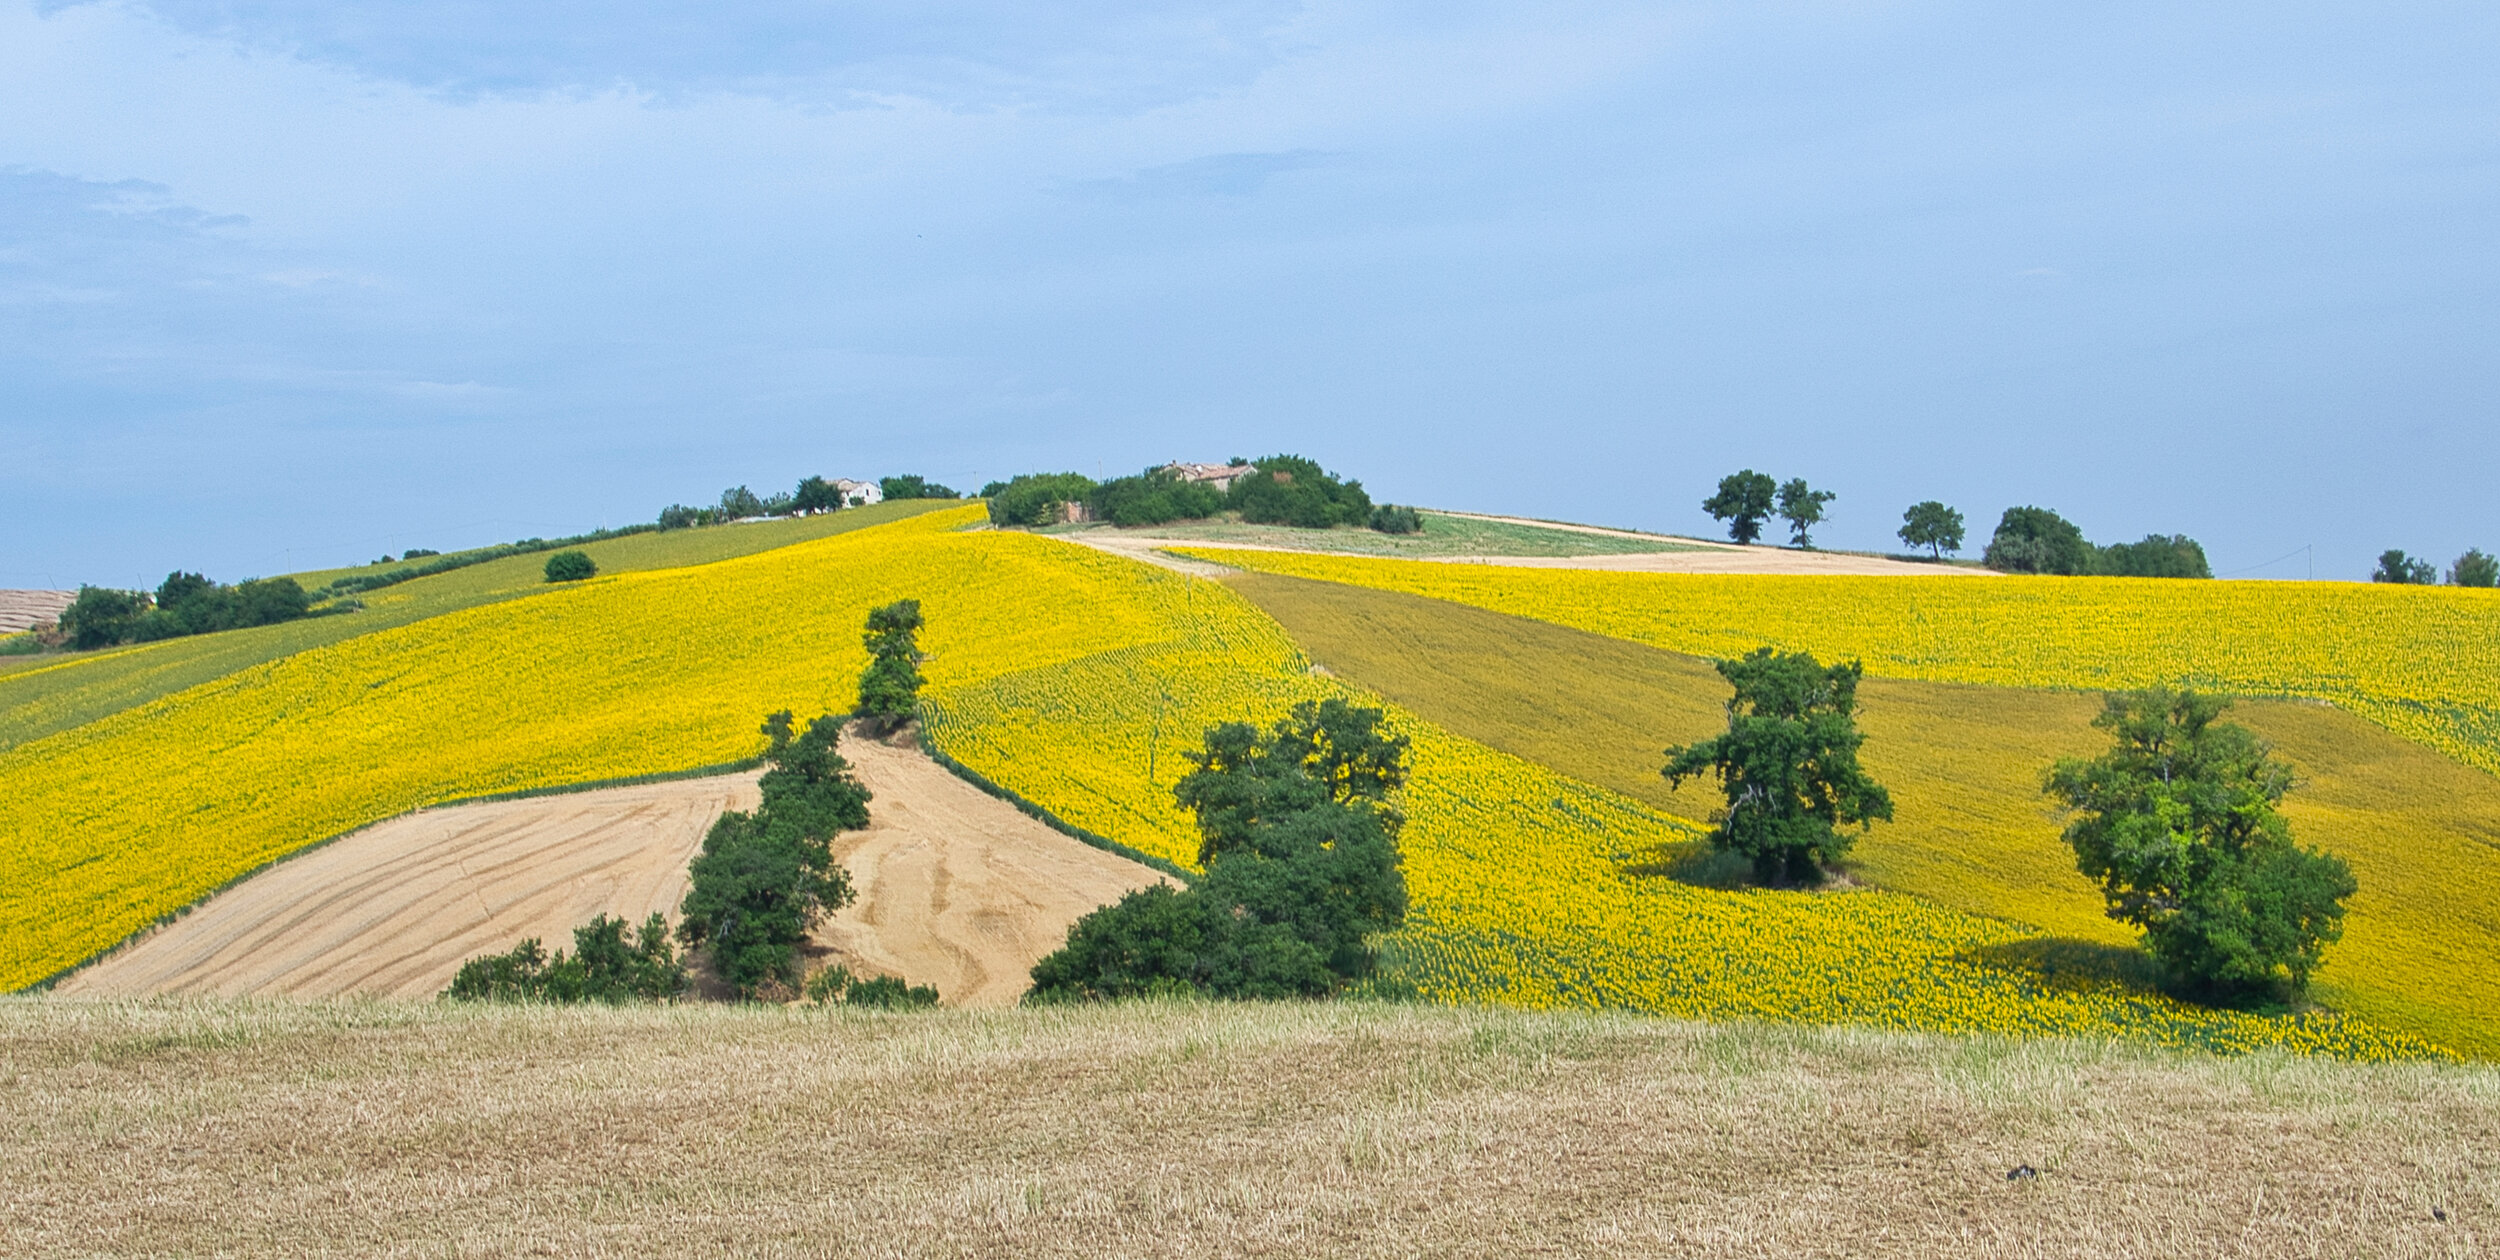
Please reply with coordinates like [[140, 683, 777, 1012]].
[[61, 734, 1165, 1004]]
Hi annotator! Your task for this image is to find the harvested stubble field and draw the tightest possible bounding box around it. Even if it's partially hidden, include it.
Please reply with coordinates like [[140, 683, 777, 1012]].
[[1, 999, 2490, 1258], [55, 732, 1167, 1007]]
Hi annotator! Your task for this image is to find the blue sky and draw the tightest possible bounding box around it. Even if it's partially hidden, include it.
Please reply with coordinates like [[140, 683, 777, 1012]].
[[3, 1, 2494, 587]]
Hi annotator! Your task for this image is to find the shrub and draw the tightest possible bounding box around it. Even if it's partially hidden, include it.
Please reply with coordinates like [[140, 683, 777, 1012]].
[[443, 913, 688, 1002], [2371, 549, 2437, 584], [845, 974, 942, 1009], [986, 472, 1097, 527], [2451, 548, 2497, 588], [1227, 455, 1372, 528], [403, 548, 440, 559], [1369, 504, 1422, 534], [1984, 506, 2096, 575], [56, 586, 148, 649], [543, 551, 597, 582], [1029, 699, 1409, 1002], [856, 600, 924, 734], [677, 712, 870, 997], [881, 474, 957, 501], [2100, 534, 2212, 579], [1088, 468, 1223, 527], [2045, 688, 2356, 998]]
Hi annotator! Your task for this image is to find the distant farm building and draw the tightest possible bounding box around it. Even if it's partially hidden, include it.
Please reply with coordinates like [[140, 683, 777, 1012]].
[[834, 478, 882, 507], [1160, 461, 1256, 493]]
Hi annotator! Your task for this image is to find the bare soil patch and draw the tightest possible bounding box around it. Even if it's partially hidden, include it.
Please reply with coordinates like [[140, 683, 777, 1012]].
[[61, 736, 1165, 1004], [808, 732, 1173, 1006], [1, 998, 2489, 1258], [0, 590, 73, 635]]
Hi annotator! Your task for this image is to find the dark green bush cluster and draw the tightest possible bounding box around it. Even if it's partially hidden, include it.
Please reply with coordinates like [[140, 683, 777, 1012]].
[[2373, 547, 2493, 586], [1029, 699, 1410, 1002], [677, 711, 871, 998], [57, 572, 315, 649], [1089, 468, 1223, 526], [1368, 504, 1422, 534], [443, 912, 688, 1003], [1226, 454, 1373, 528], [2046, 689, 2355, 998], [983, 472, 1099, 526], [879, 474, 958, 501], [804, 964, 940, 1009], [855, 599, 924, 734], [542, 550, 597, 582], [1983, 507, 2211, 578]]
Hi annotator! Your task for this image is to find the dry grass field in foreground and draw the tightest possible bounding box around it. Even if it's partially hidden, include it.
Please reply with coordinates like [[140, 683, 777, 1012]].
[[2, 999, 2490, 1259]]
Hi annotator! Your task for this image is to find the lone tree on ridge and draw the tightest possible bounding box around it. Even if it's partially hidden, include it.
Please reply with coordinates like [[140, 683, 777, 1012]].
[[1702, 470, 1777, 544], [1775, 478, 1835, 549], [857, 599, 925, 734], [1663, 647, 1893, 885], [1897, 501, 1965, 559]]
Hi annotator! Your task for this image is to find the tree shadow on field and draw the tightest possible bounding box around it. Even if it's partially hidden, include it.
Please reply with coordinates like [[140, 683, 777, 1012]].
[[1960, 937, 2164, 995], [1616, 839, 1764, 891]]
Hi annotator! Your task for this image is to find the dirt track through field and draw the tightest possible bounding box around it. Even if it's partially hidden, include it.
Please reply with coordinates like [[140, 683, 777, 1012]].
[[62, 735, 1167, 1004]]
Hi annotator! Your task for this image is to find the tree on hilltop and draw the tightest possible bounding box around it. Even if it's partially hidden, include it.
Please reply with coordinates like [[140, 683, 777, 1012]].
[[1775, 478, 1835, 549], [2371, 549, 2436, 584], [1897, 501, 1965, 560], [1702, 470, 1777, 544], [1663, 648, 1893, 885], [1983, 506, 2096, 575], [2044, 688, 2355, 998], [2450, 548, 2497, 588]]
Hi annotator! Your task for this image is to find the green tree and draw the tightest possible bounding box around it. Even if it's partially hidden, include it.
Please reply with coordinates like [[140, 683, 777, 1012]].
[[1029, 700, 1410, 1001], [542, 551, 597, 582], [791, 476, 842, 514], [57, 586, 148, 649], [718, 485, 766, 519], [2450, 548, 2497, 588], [1897, 501, 1965, 559], [1662, 648, 1894, 884], [1226, 454, 1373, 528], [856, 599, 925, 733], [1983, 506, 2096, 575], [1774, 479, 1836, 548], [880, 474, 958, 500], [2099, 534, 2212, 579], [985, 472, 1097, 526], [2044, 689, 2355, 997], [2371, 549, 2436, 584], [1088, 467, 1223, 526], [1701, 470, 1777, 544], [677, 712, 870, 997]]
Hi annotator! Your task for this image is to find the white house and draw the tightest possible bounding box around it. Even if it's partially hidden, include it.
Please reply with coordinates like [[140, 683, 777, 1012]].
[[834, 478, 883, 507]]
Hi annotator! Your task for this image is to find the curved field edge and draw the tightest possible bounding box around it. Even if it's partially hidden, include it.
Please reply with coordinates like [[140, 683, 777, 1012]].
[[1221, 573, 2500, 1058], [1173, 548, 2500, 779], [0, 520, 2445, 1059], [0, 499, 961, 755]]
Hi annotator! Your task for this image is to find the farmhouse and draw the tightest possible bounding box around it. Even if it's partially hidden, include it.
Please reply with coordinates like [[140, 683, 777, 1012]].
[[1160, 461, 1256, 493], [834, 478, 882, 507]]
